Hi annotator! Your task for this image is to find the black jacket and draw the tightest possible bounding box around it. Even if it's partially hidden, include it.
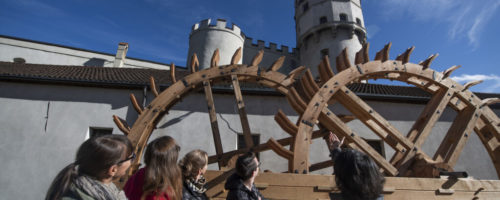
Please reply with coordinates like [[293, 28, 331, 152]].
[[224, 174, 265, 200], [182, 181, 208, 200]]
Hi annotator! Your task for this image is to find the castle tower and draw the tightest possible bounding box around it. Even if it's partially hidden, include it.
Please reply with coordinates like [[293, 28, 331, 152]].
[[187, 19, 245, 69], [295, 0, 366, 77]]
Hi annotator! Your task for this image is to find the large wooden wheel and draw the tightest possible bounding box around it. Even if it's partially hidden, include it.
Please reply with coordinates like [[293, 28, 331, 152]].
[[113, 48, 306, 175], [276, 43, 500, 177]]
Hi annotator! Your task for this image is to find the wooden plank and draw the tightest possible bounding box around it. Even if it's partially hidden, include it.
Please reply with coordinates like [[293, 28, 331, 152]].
[[204, 170, 500, 200], [433, 106, 479, 167], [231, 74, 254, 148], [267, 138, 293, 160], [391, 88, 453, 167], [203, 80, 224, 169]]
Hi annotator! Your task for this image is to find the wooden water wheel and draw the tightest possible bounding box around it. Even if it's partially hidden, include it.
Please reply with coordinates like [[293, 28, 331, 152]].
[[271, 42, 500, 178], [113, 47, 307, 175]]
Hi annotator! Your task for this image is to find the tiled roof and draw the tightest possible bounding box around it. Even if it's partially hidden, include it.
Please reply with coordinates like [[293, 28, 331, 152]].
[[0, 62, 498, 103], [0, 61, 188, 87]]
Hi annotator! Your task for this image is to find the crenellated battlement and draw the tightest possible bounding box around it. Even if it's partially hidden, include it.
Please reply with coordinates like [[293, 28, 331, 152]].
[[191, 18, 243, 37], [244, 37, 297, 55]]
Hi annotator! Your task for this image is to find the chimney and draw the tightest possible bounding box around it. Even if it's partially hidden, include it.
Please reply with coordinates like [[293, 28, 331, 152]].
[[113, 42, 128, 68]]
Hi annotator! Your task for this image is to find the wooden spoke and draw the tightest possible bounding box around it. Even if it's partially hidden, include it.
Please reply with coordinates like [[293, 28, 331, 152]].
[[419, 54, 438, 70], [355, 42, 370, 65], [251, 50, 264, 67], [203, 80, 224, 169], [317, 57, 333, 85], [267, 138, 293, 160], [336, 48, 352, 73], [231, 47, 242, 65], [268, 56, 285, 72], [190, 53, 199, 73], [463, 80, 483, 91], [442, 65, 460, 79], [149, 76, 159, 97], [113, 115, 131, 136], [374, 42, 391, 62], [211, 49, 220, 68], [286, 66, 306, 80], [395, 46, 414, 64], [129, 93, 143, 114], [231, 74, 253, 148], [274, 109, 298, 137], [170, 62, 177, 83], [286, 87, 307, 114]]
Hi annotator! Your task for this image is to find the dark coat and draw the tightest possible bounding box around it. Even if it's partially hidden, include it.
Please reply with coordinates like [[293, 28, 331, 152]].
[[181, 181, 208, 200], [224, 174, 265, 200]]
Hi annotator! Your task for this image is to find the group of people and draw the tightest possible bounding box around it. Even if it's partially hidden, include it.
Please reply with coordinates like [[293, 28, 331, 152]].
[[45, 132, 385, 200]]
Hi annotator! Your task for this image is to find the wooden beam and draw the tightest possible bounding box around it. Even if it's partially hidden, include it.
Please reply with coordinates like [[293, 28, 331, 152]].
[[231, 74, 253, 148], [433, 106, 479, 167], [334, 86, 414, 151], [207, 130, 328, 164], [391, 88, 453, 167], [203, 80, 224, 169]]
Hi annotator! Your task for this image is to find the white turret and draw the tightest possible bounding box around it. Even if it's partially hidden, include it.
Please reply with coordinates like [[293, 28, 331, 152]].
[[295, 0, 366, 77], [187, 19, 245, 69]]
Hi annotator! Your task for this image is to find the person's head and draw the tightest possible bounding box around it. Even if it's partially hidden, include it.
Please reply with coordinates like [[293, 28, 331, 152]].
[[143, 136, 182, 200], [179, 149, 208, 181], [334, 148, 385, 200], [235, 152, 259, 181], [46, 134, 133, 200]]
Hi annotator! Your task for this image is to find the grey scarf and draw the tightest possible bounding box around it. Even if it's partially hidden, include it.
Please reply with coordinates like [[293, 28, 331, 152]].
[[73, 175, 127, 200]]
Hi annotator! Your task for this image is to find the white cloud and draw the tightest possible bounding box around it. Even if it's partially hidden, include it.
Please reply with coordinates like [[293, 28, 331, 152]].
[[379, 0, 500, 50], [451, 74, 500, 93]]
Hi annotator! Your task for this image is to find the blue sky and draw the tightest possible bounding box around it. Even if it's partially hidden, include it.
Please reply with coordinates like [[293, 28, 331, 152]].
[[1, 0, 499, 93]]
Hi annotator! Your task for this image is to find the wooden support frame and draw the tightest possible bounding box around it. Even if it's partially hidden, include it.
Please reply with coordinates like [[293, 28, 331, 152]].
[[289, 43, 500, 177]]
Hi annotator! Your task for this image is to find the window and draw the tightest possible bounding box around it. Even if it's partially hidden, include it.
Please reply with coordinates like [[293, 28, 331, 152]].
[[319, 16, 327, 24], [339, 13, 348, 22], [302, 3, 309, 12], [320, 48, 329, 59], [89, 127, 113, 138], [13, 57, 26, 64], [356, 18, 362, 26], [237, 134, 260, 158]]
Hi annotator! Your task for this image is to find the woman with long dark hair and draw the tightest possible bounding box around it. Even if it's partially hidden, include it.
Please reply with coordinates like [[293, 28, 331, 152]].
[[325, 132, 385, 200], [45, 134, 134, 200], [124, 136, 183, 200], [179, 149, 209, 200]]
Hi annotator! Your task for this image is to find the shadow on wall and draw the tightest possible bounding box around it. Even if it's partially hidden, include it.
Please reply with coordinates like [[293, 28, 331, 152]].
[[84, 58, 107, 67]]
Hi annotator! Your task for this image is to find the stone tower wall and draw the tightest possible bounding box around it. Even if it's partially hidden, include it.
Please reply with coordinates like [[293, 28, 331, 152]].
[[242, 37, 299, 74], [187, 19, 245, 69], [295, 0, 366, 77]]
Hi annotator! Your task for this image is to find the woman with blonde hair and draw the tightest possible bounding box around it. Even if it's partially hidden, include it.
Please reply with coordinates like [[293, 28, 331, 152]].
[[124, 136, 183, 200], [179, 149, 209, 200]]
